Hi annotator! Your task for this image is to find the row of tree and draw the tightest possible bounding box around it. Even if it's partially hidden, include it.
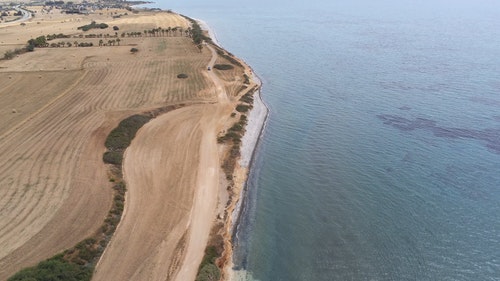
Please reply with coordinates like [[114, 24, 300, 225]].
[[42, 41, 95, 47], [98, 39, 120, 46], [81, 32, 119, 39], [46, 33, 71, 41], [141, 26, 192, 37], [113, 27, 193, 39]]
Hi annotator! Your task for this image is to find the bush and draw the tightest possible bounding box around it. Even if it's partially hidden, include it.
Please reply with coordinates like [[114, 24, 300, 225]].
[[3, 50, 15, 60], [239, 92, 253, 104], [7, 255, 92, 281], [78, 21, 108, 31], [235, 104, 250, 113], [196, 263, 220, 281], [177, 73, 188, 79], [103, 151, 123, 165], [229, 123, 243, 132], [105, 115, 151, 151], [213, 64, 234, 70], [130, 47, 138, 53]]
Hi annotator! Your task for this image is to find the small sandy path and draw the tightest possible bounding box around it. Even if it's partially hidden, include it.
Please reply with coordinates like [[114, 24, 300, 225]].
[[94, 43, 231, 281]]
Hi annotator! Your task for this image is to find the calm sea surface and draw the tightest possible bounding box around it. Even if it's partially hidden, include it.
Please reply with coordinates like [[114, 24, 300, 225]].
[[145, 1, 500, 280]]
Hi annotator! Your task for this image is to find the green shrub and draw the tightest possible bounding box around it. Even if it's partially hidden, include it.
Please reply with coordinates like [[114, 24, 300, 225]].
[[195, 263, 220, 281], [78, 21, 108, 31], [229, 123, 243, 132], [7, 255, 92, 281], [3, 50, 15, 60], [239, 93, 253, 104], [243, 74, 250, 84], [213, 64, 234, 70], [177, 73, 188, 79], [103, 151, 122, 165], [235, 104, 250, 113], [105, 115, 151, 150]]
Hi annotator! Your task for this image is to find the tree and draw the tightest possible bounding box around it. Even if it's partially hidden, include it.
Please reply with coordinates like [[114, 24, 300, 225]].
[[130, 47, 138, 53], [116, 38, 120, 46], [28, 35, 47, 47], [99, 39, 103, 46]]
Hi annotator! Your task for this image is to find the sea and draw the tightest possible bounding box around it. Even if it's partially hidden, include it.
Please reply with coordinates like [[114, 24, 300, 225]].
[[140, 0, 500, 280]]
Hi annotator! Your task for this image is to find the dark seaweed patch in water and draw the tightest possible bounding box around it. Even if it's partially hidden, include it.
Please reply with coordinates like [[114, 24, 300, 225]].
[[378, 114, 500, 154], [469, 96, 500, 107], [377, 115, 436, 131]]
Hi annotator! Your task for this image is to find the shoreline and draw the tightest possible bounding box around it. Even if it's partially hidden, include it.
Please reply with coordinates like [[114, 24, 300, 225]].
[[226, 79, 268, 281], [197, 18, 269, 280]]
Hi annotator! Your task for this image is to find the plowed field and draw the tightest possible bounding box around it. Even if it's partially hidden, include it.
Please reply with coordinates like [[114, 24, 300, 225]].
[[0, 8, 241, 280]]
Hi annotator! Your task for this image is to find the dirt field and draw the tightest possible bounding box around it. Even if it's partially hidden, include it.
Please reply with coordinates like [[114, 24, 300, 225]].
[[0, 6, 248, 280]]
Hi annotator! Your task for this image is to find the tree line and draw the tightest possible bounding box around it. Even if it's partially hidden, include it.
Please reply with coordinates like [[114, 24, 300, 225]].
[[119, 26, 193, 38]]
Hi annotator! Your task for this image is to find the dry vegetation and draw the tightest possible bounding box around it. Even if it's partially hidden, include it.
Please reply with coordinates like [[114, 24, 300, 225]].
[[0, 0, 260, 279]]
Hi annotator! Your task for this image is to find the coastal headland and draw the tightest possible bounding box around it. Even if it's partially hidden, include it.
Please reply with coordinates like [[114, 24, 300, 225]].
[[0, 1, 266, 280]]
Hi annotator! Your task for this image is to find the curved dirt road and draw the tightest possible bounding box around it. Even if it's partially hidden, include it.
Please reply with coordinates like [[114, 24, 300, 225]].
[[94, 44, 232, 280]]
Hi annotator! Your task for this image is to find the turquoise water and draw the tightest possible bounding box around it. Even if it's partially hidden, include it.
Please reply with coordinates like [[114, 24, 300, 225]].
[[146, 1, 500, 280]]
